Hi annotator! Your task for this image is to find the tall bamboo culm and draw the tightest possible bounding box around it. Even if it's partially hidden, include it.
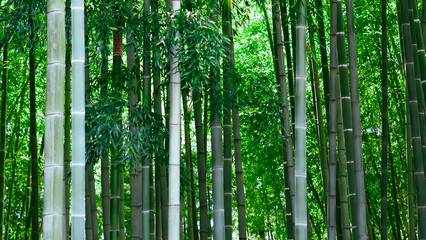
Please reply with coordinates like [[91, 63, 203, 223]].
[[221, 1, 234, 239], [222, 1, 248, 238], [272, 0, 294, 238], [44, 0, 66, 238], [328, 0, 338, 236], [168, 0, 182, 239], [142, 0, 153, 238], [210, 0, 225, 239], [345, 0, 368, 238], [70, 0, 85, 239], [127, 0, 143, 239], [400, 0, 426, 237], [294, 0, 307, 238]]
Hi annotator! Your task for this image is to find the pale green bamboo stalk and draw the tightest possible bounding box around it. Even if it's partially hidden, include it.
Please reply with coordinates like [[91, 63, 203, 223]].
[[222, 0, 233, 234], [168, 1, 181, 239], [209, 1, 225, 239], [70, 0, 85, 239], [44, 0, 66, 238], [295, 0, 307, 238]]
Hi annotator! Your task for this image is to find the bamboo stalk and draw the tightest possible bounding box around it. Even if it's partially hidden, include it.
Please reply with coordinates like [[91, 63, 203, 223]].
[[127, 1, 143, 239], [70, 0, 86, 239], [271, 0, 295, 238], [193, 83, 208, 240], [44, 0, 66, 238], [168, 1, 182, 239], [294, 0, 308, 237], [400, 0, 426, 237], [64, 0, 71, 238], [336, 73, 351, 239], [328, 0, 338, 235], [405, 103, 415, 240], [221, 1, 233, 237], [345, 0, 368, 237], [142, 0, 153, 238]]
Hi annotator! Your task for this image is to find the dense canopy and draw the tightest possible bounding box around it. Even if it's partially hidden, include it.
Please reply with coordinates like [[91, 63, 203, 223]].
[[0, 0, 425, 239]]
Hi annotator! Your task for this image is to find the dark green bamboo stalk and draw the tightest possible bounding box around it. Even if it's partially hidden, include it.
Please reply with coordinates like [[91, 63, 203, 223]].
[[110, 30, 122, 240], [151, 2, 164, 239], [328, 0, 338, 236], [86, 167, 94, 240], [336, 73, 351, 239], [222, 2, 247, 239], [400, 0, 426, 237], [64, 0, 71, 238], [405, 104, 415, 240], [345, 0, 368, 237], [279, 0, 296, 142], [88, 166, 99, 240], [221, 1, 233, 238], [183, 93, 195, 240], [380, 0, 388, 238], [127, 1, 143, 238], [335, 1, 358, 237], [407, 0, 426, 188], [84, 14, 94, 239], [315, 0, 330, 117], [100, 2, 110, 238], [85, 15, 99, 239], [422, 0, 426, 50], [271, 0, 295, 238], [193, 84, 208, 240]]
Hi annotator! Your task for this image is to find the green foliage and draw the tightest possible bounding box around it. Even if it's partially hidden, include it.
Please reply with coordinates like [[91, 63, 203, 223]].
[[86, 95, 167, 168]]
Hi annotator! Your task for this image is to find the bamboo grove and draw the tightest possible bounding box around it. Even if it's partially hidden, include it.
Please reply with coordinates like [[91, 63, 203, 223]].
[[1, 0, 426, 239]]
